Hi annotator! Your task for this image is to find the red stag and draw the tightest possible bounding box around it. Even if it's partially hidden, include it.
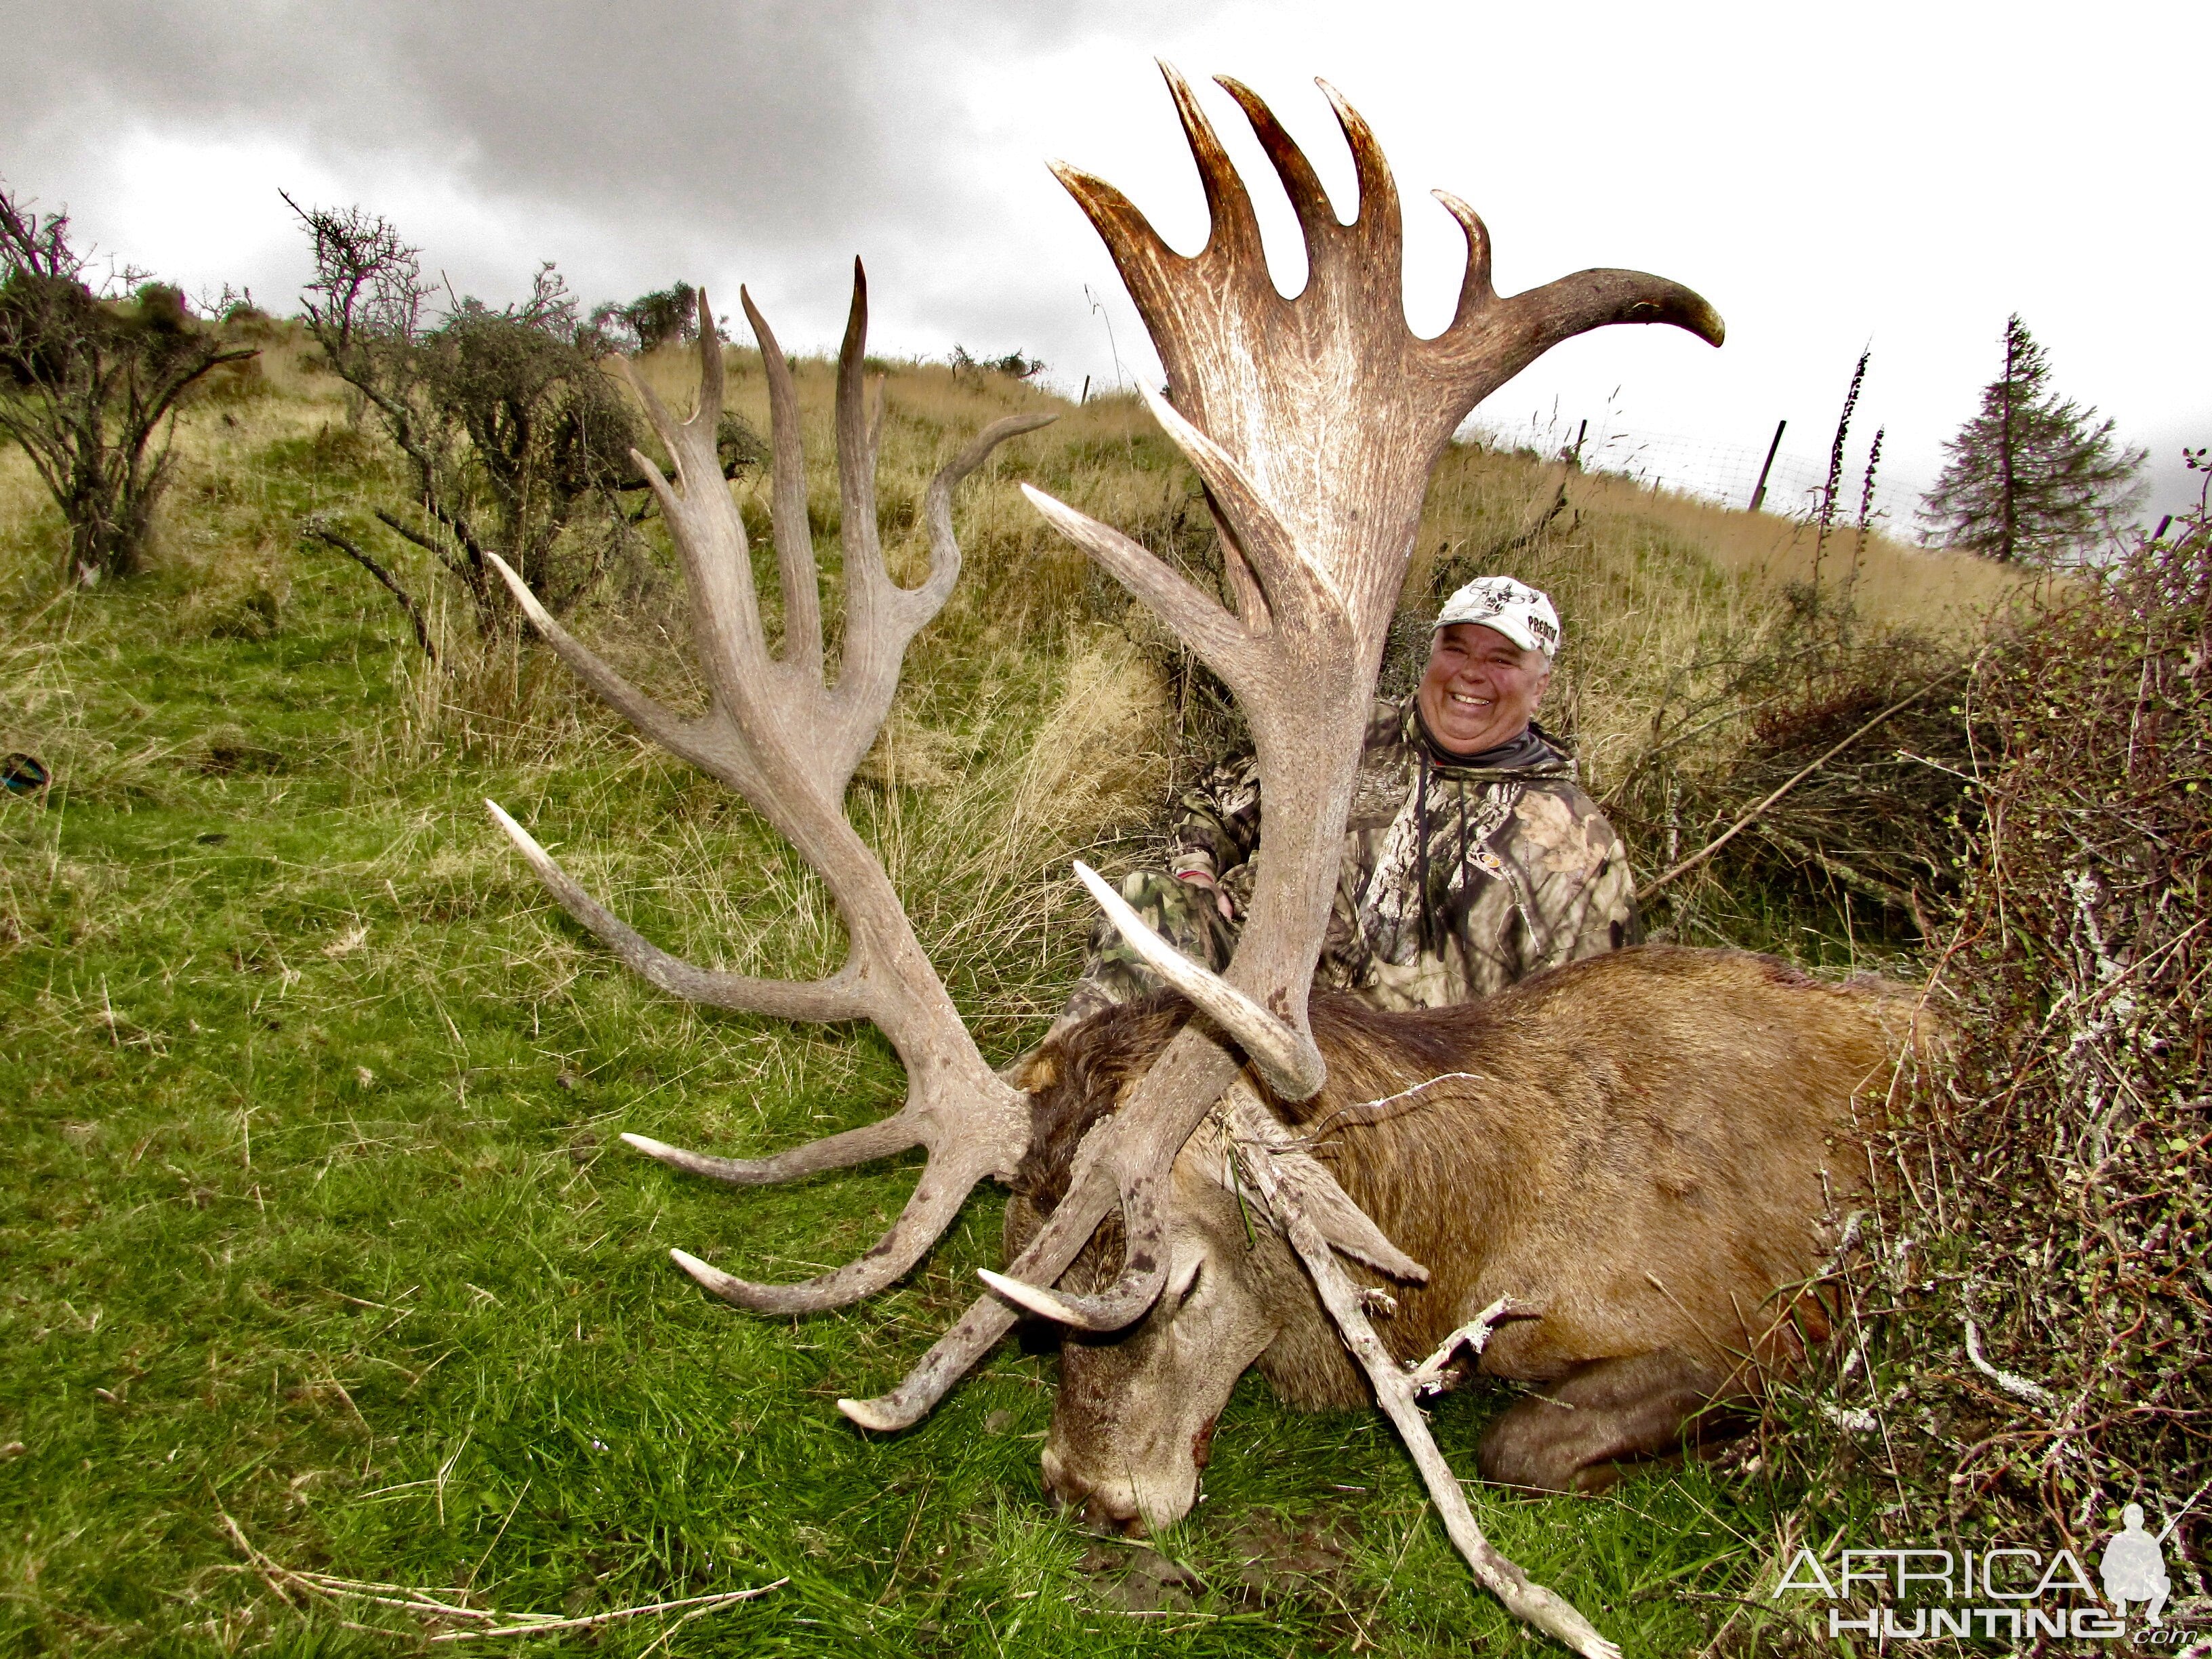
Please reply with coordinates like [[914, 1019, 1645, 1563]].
[[484, 68, 1926, 1656]]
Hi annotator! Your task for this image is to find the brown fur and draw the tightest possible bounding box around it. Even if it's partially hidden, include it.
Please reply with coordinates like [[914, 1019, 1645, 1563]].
[[1004, 945, 1933, 1524]]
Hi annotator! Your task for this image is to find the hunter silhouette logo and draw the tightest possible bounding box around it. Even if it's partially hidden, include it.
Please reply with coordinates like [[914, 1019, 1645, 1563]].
[[2100, 1504, 2171, 1623]]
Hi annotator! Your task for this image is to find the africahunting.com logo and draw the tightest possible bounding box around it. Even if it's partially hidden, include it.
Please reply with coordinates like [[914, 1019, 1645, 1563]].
[[1773, 1504, 2195, 1643]]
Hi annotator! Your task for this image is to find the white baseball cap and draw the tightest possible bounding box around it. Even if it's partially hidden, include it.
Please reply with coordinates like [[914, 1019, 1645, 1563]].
[[1433, 576, 1561, 657]]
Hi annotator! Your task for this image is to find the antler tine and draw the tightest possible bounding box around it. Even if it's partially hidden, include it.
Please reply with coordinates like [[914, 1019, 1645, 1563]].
[[1316, 81, 1403, 270], [1133, 384, 1322, 635], [1047, 158, 1179, 319], [622, 1120, 918, 1185], [738, 285, 824, 682], [818, 261, 958, 796], [623, 287, 726, 466], [489, 798, 861, 1018], [977, 1163, 1166, 1331], [834, 261, 884, 586], [621, 312, 772, 711], [482, 554, 741, 787], [1072, 860, 1322, 1099], [667, 1134, 1002, 1315], [1415, 170, 1723, 415], [1214, 76, 1343, 256], [1433, 191, 1497, 324], [1160, 61, 1269, 272], [1019, 485, 1251, 674], [926, 411, 1059, 599], [687, 285, 727, 440]]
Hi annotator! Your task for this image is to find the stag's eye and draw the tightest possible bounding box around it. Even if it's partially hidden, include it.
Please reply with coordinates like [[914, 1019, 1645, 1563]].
[[1172, 1258, 1204, 1309]]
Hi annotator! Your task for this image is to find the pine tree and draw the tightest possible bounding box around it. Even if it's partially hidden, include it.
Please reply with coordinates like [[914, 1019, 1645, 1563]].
[[1920, 315, 2145, 565]]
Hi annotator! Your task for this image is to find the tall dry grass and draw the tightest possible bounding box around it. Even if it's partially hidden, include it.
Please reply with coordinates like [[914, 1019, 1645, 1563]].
[[1583, 472, 2032, 625]]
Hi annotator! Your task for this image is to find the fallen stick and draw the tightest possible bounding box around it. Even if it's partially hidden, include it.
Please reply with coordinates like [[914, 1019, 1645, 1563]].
[[220, 1511, 783, 1641], [1406, 1296, 1528, 1397], [1223, 1086, 1622, 1659]]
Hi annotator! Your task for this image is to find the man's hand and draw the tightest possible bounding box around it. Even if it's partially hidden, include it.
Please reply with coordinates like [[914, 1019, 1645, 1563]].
[[1176, 868, 1235, 922]]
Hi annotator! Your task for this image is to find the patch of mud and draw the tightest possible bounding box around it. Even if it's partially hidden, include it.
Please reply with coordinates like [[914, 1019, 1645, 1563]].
[[1078, 1508, 1363, 1618], [1220, 1510, 1361, 1599], [1080, 1544, 1202, 1614]]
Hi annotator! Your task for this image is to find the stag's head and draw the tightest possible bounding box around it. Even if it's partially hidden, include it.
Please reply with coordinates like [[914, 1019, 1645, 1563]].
[[999, 1004, 1298, 1533], [1002, 994, 1458, 1534], [486, 61, 1718, 1538]]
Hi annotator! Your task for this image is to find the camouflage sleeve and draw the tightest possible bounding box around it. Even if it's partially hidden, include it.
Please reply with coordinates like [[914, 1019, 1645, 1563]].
[[1504, 783, 1641, 973], [1168, 752, 1263, 884]]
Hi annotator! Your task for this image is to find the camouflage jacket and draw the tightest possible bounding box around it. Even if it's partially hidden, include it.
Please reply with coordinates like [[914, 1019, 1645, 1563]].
[[1172, 699, 1639, 1009]]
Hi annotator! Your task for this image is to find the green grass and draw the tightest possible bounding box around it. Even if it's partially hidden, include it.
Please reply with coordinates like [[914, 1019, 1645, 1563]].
[[0, 373, 1885, 1656]]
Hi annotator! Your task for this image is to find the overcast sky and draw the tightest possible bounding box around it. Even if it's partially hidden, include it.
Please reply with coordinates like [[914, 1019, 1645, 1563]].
[[7, 0, 2205, 523]]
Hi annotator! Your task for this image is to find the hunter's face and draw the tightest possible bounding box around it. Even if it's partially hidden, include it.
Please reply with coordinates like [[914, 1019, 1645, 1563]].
[[1417, 623, 1550, 756]]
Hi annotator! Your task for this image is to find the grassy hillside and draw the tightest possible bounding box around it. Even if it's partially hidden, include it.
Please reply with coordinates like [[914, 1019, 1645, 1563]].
[[0, 340, 2016, 1656]]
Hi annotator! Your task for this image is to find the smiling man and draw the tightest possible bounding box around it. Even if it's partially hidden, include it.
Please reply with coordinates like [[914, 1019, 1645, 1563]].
[[1056, 577, 1638, 1031]]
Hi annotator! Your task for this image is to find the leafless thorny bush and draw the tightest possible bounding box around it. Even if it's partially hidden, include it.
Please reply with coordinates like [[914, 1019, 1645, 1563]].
[[0, 185, 258, 583], [1735, 511, 2212, 1631], [286, 201, 771, 648]]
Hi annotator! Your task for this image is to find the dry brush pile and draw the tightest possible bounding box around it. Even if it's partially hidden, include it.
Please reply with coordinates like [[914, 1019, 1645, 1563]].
[[1610, 598, 1987, 939]]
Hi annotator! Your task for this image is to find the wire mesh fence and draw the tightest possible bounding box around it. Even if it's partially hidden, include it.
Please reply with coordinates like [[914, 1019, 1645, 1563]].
[[1469, 410, 1934, 537]]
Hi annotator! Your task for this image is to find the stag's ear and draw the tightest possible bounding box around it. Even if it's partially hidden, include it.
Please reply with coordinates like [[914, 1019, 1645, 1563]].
[[1190, 1104, 1429, 1286], [1273, 1145, 1429, 1285]]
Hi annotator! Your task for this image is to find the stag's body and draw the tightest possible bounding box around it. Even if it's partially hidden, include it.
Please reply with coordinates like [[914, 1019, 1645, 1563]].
[[1012, 945, 1920, 1528]]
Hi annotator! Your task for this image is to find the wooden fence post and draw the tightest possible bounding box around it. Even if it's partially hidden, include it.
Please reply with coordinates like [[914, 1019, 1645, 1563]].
[[1748, 418, 1786, 514]]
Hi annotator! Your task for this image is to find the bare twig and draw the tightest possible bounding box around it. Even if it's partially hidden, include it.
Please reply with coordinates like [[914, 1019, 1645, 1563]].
[[1298, 1071, 1486, 1144], [220, 1511, 782, 1642], [1962, 1317, 2058, 1410], [1406, 1296, 1527, 1396], [302, 518, 440, 664]]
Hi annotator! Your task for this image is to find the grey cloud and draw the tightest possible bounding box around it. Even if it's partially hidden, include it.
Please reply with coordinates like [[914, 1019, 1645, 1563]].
[[18, 1, 939, 233], [12, 1, 1199, 227], [7, 0, 1193, 371]]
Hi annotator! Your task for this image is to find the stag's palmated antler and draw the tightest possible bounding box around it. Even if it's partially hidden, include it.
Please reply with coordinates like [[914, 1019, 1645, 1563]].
[[846, 64, 1721, 1424], [487, 275, 1053, 1313]]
